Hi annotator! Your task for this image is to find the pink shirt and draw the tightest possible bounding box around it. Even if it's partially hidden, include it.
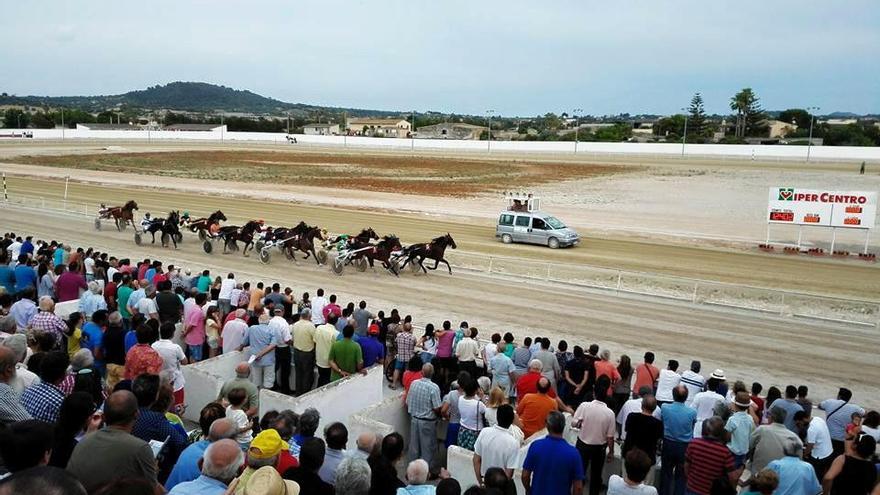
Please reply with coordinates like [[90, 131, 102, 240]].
[[184, 304, 206, 346], [435, 331, 455, 358], [572, 400, 616, 445], [55, 272, 87, 302]]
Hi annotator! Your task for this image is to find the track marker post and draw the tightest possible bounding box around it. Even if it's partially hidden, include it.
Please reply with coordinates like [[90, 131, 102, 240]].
[[2, 173, 7, 202]]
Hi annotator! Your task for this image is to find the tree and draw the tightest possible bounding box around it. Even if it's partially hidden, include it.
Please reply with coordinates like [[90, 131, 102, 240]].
[[30, 112, 56, 129], [687, 93, 707, 142], [655, 115, 686, 140], [3, 109, 29, 128], [778, 109, 813, 130], [729, 88, 765, 137]]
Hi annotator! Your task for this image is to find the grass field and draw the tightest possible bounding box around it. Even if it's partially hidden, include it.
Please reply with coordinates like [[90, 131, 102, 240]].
[[2, 150, 635, 196]]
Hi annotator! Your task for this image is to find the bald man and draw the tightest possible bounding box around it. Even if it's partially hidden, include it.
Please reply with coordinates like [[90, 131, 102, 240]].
[[0, 346, 31, 425], [218, 362, 259, 417], [67, 391, 159, 492], [167, 417, 238, 491], [169, 439, 244, 494]]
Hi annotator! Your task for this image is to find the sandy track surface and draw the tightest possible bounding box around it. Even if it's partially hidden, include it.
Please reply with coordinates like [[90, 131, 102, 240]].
[[2, 204, 877, 410], [0, 172, 877, 301]]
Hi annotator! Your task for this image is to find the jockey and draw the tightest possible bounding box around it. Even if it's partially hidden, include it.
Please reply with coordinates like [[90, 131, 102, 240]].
[[335, 234, 350, 252], [180, 211, 190, 225], [140, 213, 154, 231]]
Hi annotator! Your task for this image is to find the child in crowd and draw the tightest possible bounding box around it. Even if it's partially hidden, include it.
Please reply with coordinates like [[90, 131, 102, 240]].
[[226, 387, 253, 450]]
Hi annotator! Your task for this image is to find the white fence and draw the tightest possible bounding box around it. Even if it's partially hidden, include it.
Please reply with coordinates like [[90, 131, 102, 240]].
[[3, 195, 877, 329], [3, 127, 880, 162]]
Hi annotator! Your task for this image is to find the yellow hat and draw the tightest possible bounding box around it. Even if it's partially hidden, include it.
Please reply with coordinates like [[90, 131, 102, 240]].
[[243, 466, 300, 495], [248, 429, 287, 460]]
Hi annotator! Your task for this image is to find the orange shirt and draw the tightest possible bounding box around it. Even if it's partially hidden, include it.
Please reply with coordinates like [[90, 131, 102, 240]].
[[516, 393, 558, 439], [594, 360, 622, 395], [632, 363, 659, 395], [248, 288, 265, 311]]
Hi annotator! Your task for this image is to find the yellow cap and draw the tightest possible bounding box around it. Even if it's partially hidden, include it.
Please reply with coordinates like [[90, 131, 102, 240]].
[[248, 429, 287, 459]]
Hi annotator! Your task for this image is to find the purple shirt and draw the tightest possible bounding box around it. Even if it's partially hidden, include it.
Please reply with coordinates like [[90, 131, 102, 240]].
[[55, 272, 87, 302]]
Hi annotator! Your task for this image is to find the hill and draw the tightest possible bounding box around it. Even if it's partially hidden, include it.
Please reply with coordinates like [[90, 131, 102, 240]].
[[0, 81, 387, 117]]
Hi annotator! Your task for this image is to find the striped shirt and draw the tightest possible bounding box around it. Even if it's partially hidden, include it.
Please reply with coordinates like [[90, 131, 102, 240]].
[[0, 382, 31, 425], [685, 438, 735, 495]]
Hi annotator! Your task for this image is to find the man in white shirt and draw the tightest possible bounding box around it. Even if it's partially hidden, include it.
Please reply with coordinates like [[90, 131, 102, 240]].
[[795, 410, 834, 480], [690, 369, 727, 438], [679, 360, 705, 407], [229, 283, 243, 310], [310, 288, 328, 325], [83, 256, 96, 282], [617, 386, 661, 440], [7, 238, 22, 261], [136, 285, 159, 321], [217, 273, 236, 318], [473, 404, 520, 483], [221, 309, 248, 354], [268, 308, 293, 394], [455, 327, 481, 379], [654, 360, 681, 404], [152, 322, 187, 405]]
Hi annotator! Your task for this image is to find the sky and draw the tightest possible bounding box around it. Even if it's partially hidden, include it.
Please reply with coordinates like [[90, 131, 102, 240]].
[[2, 1, 879, 116]]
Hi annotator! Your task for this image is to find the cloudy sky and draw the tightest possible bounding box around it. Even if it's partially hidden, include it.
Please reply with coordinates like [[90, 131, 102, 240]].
[[2, 1, 878, 116]]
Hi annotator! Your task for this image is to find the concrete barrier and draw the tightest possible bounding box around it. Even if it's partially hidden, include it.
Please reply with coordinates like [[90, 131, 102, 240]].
[[54, 299, 80, 319], [181, 350, 246, 422]]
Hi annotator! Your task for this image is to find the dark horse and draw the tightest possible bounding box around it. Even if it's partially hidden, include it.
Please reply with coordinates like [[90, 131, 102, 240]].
[[327, 227, 379, 249], [218, 220, 262, 256], [290, 226, 325, 265], [188, 210, 227, 238], [145, 210, 182, 248], [399, 233, 457, 274], [104, 200, 138, 231], [355, 235, 403, 276]]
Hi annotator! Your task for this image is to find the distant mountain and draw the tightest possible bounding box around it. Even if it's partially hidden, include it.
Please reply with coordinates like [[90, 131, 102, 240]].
[[0, 81, 388, 117]]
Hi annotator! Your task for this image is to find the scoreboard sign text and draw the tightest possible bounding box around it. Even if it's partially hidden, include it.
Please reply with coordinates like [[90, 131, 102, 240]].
[[767, 187, 877, 229]]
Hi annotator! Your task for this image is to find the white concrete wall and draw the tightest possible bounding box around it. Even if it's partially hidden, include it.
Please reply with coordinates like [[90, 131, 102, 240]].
[[6, 128, 880, 161], [180, 350, 246, 422], [54, 299, 79, 319]]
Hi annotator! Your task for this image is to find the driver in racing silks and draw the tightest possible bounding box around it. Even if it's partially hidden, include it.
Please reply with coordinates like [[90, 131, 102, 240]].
[[335, 234, 352, 252], [180, 211, 191, 226], [140, 212, 156, 232]]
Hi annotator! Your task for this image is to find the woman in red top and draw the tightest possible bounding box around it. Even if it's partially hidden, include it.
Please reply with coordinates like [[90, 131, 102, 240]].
[[401, 355, 424, 403]]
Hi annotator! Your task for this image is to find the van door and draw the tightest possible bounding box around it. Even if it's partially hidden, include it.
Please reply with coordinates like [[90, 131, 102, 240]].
[[497, 213, 514, 239], [530, 217, 550, 245], [513, 215, 531, 242]]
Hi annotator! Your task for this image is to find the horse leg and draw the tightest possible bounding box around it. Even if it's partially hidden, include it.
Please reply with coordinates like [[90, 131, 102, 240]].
[[151, 230, 157, 244], [428, 258, 441, 271], [441, 259, 452, 274], [311, 247, 321, 265], [418, 255, 428, 274]]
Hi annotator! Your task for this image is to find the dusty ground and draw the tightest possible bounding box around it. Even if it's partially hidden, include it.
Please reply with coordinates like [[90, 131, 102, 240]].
[[2, 204, 877, 410]]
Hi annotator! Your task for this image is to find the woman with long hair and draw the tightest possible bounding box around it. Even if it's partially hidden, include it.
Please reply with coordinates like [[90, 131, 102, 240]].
[[417, 323, 438, 365], [613, 354, 634, 415], [37, 262, 55, 300], [456, 378, 486, 451], [823, 434, 877, 495], [49, 391, 101, 469], [205, 305, 222, 358], [65, 311, 85, 358], [763, 386, 782, 424], [564, 345, 589, 408]]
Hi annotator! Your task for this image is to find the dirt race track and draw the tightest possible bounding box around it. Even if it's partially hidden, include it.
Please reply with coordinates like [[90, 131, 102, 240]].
[[0, 140, 878, 408]]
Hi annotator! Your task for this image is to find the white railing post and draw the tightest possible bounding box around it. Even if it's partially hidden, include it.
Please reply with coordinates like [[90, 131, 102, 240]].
[[616, 272, 622, 292], [780, 292, 786, 316], [487, 257, 494, 274], [692, 283, 699, 303], [546, 264, 551, 281]]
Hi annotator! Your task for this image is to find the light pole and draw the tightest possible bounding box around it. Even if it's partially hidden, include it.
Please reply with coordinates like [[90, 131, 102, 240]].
[[805, 106, 819, 162], [411, 110, 415, 151], [573, 108, 583, 154], [486, 110, 495, 152], [680, 107, 688, 157], [286, 112, 290, 135]]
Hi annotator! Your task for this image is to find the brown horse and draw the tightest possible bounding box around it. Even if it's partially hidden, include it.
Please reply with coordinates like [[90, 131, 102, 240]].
[[219, 220, 262, 256], [290, 226, 325, 265], [188, 210, 227, 239], [357, 235, 403, 276], [107, 200, 138, 231], [398, 233, 457, 274]]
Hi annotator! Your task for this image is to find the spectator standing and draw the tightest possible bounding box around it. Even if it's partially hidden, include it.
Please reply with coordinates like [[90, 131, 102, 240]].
[[659, 385, 696, 495], [241, 313, 280, 390], [683, 417, 740, 495], [217, 273, 236, 317], [622, 395, 663, 465], [679, 361, 705, 407], [116, 276, 135, 328], [618, 386, 658, 441], [9, 287, 37, 332], [0, 346, 31, 425], [217, 363, 260, 419], [607, 449, 658, 495], [531, 338, 561, 388], [311, 288, 328, 325], [571, 376, 617, 495], [769, 385, 804, 434], [655, 360, 681, 405], [564, 345, 592, 407], [54, 261, 86, 302], [102, 311, 127, 389], [612, 354, 634, 413], [406, 363, 442, 469], [359, 323, 385, 368], [441, 379, 463, 450], [796, 385, 813, 417], [292, 309, 317, 394], [124, 325, 164, 380], [690, 371, 726, 439], [352, 300, 374, 338], [130, 374, 188, 466], [766, 436, 823, 495], [472, 404, 519, 481], [821, 434, 877, 495], [318, 422, 349, 485], [489, 342, 516, 400], [369, 432, 406, 495], [818, 387, 864, 456], [322, 294, 341, 322], [153, 322, 188, 406], [196, 270, 211, 294], [391, 322, 415, 389], [37, 262, 56, 300], [20, 350, 68, 422], [156, 280, 184, 326], [314, 314, 340, 387], [81, 309, 108, 376], [521, 411, 584, 495], [225, 388, 253, 450], [183, 292, 208, 362], [268, 308, 293, 394], [13, 255, 37, 297], [165, 409, 235, 490], [749, 406, 803, 474], [329, 324, 364, 382], [167, 439, 244, 495], [632, 352, 659, 398], [517, 376, 559, 439], [29, 296, 67, 347], [457, 378, 486, 451], [725, 391, 756, 469], [221, 309, 248, 354], [283, 437, 333, 495], [455, 327, 481, 379], [793, 409, 834, 480]]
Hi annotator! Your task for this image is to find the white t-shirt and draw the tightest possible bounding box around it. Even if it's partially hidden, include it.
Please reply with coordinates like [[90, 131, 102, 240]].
[[679, 370, 705, 406], [807, 416, 834, 460], [458, 396, 487, 431], [107, 266, 118, 282], [219, 278, 236, 300], [152, 339, 186, 390], [311, 297, 328, 325], [137, 297, 158, 317], [268, 316, 291, 347], [607, 475, 658, 495], [862, 425, 880, 442], [83, 257, 95, 275], [8, 242, 22, 259], [226, 406, 253, 444], [483, 343, 499, 369], [221, 319, 248, 354], [691, 391, 725, 438], [655, 369, 681, 402], [473, 425, 520, 477]]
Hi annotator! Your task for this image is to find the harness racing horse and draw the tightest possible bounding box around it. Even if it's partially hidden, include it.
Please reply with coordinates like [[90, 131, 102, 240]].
[[144, 210, 182, 248], [398, 233, 457, 274], [188, 210, 227, 240], [103, 200, 139, 231], [290, 226, 325, 265], [220, 220, 262, 256], [357, 235, 403, 276], [327, 227, 379, 250]]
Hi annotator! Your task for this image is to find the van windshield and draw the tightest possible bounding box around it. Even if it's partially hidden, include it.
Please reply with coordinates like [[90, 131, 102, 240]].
[[544, 216, 566, 229]]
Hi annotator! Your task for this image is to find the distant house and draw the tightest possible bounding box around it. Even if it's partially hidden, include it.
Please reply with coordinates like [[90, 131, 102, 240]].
[[820, 118, 858, 126], [415, 122, 486, 140], [303, 123, 340, 136], [76, 123, 142, 131], [764, 119, 797, 138], [347, 118, 411, 138], [162, 123, 225, 132]]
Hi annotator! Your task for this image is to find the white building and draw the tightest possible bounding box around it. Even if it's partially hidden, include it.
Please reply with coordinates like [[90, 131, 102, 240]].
[[303, 123, 340, 136], [347, 118, 411, 138]]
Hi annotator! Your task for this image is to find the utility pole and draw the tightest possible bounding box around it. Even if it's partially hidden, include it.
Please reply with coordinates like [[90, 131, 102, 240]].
[[573, 108, 583, 154], [805, 106, 820, 162]]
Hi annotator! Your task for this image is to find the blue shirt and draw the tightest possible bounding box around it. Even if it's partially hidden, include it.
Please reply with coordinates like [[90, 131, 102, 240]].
[[767, 456, 822, 495], [145, 269, 156, 283], [168, 474, 227, 495], [13, 265, 36, 292], [132, 408, 187, 455], [20, 241, 34, 256], [124, 330, 138, 354], [242, 324, 280, 367], [82, 322, 105, 372], [661, 401, 697, 443], [0, 266, 14, 293], [770, 399, 804, 434], [53, 248, 65, 267], [522, 436, 584, 495], [725, 411, 754, 455], [165, 440, 210, 491], [358, 336, 385, 367]]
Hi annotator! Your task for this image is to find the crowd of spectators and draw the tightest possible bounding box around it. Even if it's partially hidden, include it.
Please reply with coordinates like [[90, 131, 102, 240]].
[[0, 231, 878, 495]]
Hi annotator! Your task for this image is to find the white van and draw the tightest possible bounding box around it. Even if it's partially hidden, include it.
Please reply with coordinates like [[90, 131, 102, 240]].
[[495, 195, 579, 248]]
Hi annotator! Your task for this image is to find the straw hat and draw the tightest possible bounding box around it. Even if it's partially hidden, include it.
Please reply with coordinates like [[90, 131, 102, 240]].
[[243, 466, 300, 495]]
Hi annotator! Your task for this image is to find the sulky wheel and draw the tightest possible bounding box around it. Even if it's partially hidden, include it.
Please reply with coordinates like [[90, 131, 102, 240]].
[[259, 249, 271, 265], [409, 260, 421, 273], [316, 249, 328, 265], [134, 232, 142, 245], [94, 218, 101, 230], [255, 241, 264, 252], [198, 230, 207, 242], [356, 257, 368, 272], [332, 259, 345, 275], [203, 240, 213, 254]]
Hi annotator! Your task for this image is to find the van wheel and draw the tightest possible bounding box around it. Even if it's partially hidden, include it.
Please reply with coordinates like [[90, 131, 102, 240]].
[[548, 237, 559, 249], [501, 234, 512, 244]]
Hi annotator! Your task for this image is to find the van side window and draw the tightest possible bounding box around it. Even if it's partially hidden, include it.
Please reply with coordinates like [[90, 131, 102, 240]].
[[499, 214, 514, 226], [532, 218, 547, 230], [515, 216, 530, 227]]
